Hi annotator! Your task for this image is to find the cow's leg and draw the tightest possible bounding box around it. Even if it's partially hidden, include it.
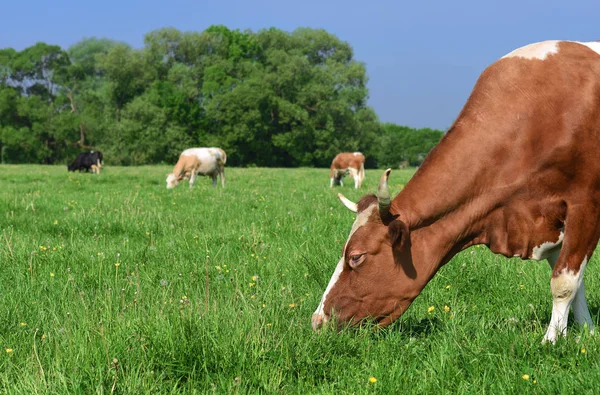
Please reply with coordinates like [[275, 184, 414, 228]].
[[330, 177, 334, 188], [189, 172, 197, 189], [220, 167, 225, 188], [212, 174, 217, 187], [339, 177, 344, 187], [349, 168, 359, 189], [552, 249, 596, 331], [543, 207, 599, 343], [358, 165, 365, 188]]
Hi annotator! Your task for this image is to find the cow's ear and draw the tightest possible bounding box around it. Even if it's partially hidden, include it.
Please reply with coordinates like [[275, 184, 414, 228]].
[[388, 220, 409, 252]]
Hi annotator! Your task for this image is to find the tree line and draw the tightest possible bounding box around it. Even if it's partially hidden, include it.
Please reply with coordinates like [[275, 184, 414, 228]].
[[0, 25, 443, 167]]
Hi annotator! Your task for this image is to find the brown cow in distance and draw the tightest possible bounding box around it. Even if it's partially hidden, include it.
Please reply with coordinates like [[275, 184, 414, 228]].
[[330, 152, 365, 189], [313, 40, 600, 344]]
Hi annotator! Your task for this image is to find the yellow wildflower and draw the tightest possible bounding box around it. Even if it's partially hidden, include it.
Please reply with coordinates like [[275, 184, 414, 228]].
[[50, 273, 55, 277], [427, 306, 435, 313], [266, 323, 272, 327], [445, 285, 451, 289], [369, 377, 377, 383], [252, 275, 258, 281], [115, 263, 120, 267], [522, 374, 530, 380], [41, 334, 47, 340], [20, 322, 26, 327], [444, 306, 450, 312], [581, 348, 587, 354], [53, 220, 58, 225], [249, 282, 255, 287], [289, 303, 296, 308], [5, 349, 13, 353]]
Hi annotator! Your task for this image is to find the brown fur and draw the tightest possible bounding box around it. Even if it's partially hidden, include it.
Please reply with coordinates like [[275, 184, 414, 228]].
[[173, 155, 202, 180], [319, 41, 600, 330]]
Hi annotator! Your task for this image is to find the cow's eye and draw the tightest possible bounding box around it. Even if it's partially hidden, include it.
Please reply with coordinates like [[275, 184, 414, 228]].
[[348, 253, 366, 268]]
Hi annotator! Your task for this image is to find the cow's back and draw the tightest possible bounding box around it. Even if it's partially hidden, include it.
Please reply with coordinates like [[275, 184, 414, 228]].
[[332, 152, 365, 170], [394, 40, 600, 259], [180, 147, 225, 174]]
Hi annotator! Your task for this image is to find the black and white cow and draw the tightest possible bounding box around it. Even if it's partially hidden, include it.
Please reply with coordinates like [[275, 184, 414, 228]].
[[67, 151, 104, 174]]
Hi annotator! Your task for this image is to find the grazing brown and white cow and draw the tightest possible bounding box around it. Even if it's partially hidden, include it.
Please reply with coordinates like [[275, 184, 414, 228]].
[[330, 152, 365, 189], [166, 147, 226, 189], [313, 40, 600, 343]]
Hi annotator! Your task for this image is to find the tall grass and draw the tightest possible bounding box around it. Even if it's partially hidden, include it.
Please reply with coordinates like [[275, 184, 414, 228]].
[[0, 165, 598, 393]]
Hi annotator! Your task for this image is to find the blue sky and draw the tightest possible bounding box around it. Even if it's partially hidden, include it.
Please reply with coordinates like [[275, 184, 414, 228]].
[[1, 0, 599, 130]]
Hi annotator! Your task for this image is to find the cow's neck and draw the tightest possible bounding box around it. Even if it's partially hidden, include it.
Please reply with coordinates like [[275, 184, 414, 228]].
[[391, 125, 500, 282]]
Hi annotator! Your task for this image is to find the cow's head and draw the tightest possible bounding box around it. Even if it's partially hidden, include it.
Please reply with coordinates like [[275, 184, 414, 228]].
[[312, 169, 418, 331], [166, 174, 179, 189]]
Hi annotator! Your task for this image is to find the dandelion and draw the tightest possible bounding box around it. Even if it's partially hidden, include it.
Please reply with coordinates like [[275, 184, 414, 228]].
[[50, 273, 55, 277], [369, 377, 377, 383], [251, 253, 255, 257], [249, 282, 255, 287], [522, 374, 530, 380], [581, 348, 587, 354], [215, 266, 222, 271], [289, 303, 296, 308], [444, 306, 451, 313], [250, 295, 255, 299], [20, 322, 27, 327], [266, 323, 272, 327], [519, 284, 525, 290], [5, 349, 13, 353], [252, 275, 258, 281], [115, 263, 120, 267], [53, 220, 58, 225], [160, 279, 168, 287], [306, 293, 310, 297], [427, 306, 435, 313], [445, 285, 451, 289], [41, 334, 46, 340]]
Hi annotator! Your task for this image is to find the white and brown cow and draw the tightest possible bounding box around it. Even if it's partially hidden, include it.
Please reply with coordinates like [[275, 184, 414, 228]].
[[313, 40, 600, 343], [330, 152, 365, 189], [166, 147, 226, 189]]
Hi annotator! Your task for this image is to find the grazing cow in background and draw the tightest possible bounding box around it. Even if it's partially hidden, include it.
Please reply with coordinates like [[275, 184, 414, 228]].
[[68, 151, 103, 174], [166, 147, 226, 189], [313, 40, 600, 344], [330, 152, 365, 189]]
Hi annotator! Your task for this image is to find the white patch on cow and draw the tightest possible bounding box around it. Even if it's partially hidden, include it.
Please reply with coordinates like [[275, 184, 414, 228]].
[[353, 152, 361, 156], [531, 231, 564, 261], [576, 41, 600, 56], [543, 257, 588, 344], [312, 204, 376, 330], [502, 40, 560, 60]]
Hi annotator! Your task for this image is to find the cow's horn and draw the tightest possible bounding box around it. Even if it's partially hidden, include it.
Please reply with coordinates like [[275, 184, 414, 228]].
[[338, 193, 358, 213], [377, 169, 392, 217]]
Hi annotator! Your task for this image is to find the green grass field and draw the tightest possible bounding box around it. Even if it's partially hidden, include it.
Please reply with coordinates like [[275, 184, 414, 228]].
[[1, 165, 599, 393]]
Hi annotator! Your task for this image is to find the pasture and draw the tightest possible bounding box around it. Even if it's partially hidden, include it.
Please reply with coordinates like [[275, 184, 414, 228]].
[[1, 165, 599, 393]]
